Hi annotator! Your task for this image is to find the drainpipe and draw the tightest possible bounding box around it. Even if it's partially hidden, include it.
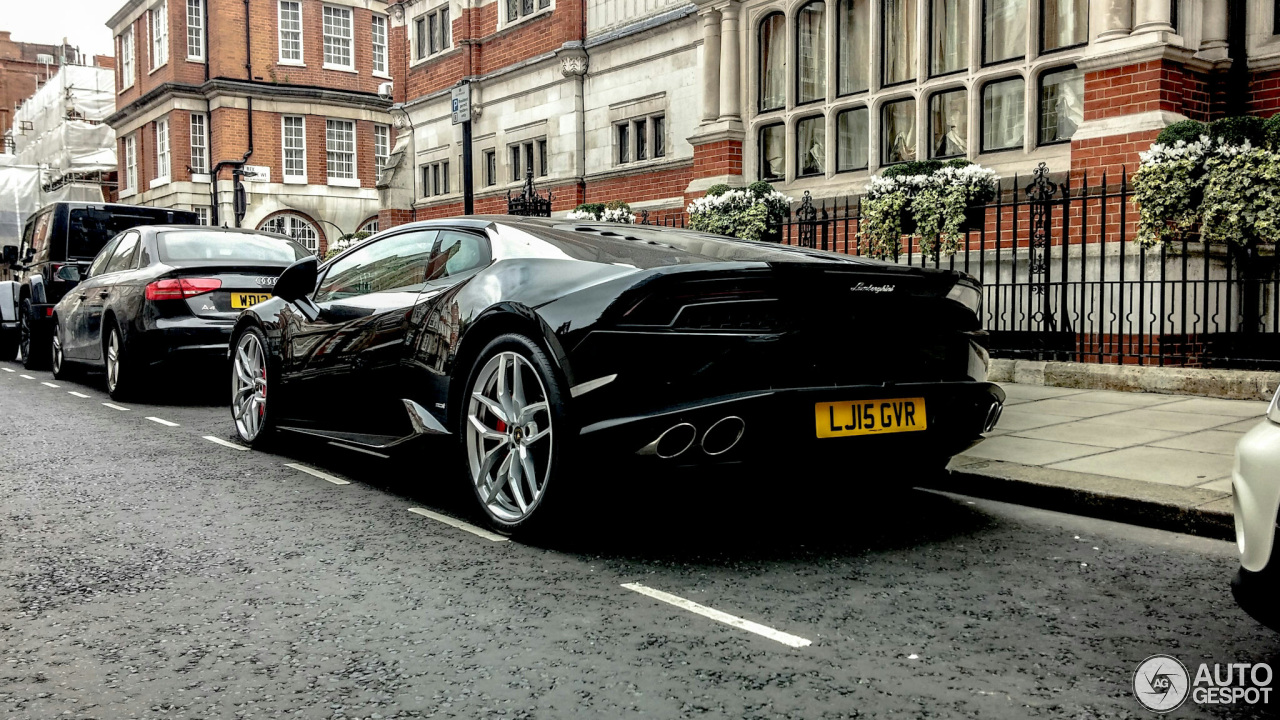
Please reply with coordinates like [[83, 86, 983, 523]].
[[203, 0, 218, 225], [1225, 0, 1248, 117]]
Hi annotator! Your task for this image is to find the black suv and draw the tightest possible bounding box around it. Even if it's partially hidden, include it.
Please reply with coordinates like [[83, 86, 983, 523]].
[[1, 202, 198, 367]]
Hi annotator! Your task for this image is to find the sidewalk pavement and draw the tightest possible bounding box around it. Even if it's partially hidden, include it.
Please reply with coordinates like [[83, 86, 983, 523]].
[[934, 383, 1271, 540]]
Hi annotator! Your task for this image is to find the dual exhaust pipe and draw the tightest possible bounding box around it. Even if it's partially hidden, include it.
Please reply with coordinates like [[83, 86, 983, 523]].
[[641, 416, 746, 459]]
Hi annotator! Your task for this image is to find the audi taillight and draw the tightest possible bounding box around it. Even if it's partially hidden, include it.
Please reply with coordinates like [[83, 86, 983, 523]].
[[145, 278, 222, 301]]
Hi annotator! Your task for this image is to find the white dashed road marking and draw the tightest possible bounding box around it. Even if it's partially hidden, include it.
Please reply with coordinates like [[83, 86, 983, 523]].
[[68, 391, 90, 398], [621, 583, 813, 649], [1, 367, 12, 372], [146, 417, 180, 427], [19, 374, 34, 379], [41, 382, 58, 388], [203, 435, 248, 451], [407, 507, 510, 543], [327, 441, 390, 459], [102, 403, 130, 411], [285, 463, 351, 486]]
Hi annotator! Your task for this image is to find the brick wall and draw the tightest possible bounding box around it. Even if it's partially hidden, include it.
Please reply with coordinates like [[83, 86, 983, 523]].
[[691, 140, 743, 181]]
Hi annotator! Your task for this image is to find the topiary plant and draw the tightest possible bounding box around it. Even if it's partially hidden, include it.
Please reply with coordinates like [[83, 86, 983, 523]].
[[1265, 114, 1280, 150], [1209, 116, 1266, 147], [705, 183, 732, 197], [1156, 119, 1209, 147], [943, 158, 973, 170], [746, 180, 775, 198], [882, 160, 942, 179]]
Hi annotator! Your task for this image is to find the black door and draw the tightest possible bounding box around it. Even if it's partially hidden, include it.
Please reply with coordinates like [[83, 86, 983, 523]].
[[279, 228, 438, 434]]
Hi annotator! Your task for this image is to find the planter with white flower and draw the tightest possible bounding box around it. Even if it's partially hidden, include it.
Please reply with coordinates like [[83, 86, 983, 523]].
[[686, 182, 792, 242], [860, 160, 999, 261], [323, 231, 370, 261], [566, 200, 637, 223]]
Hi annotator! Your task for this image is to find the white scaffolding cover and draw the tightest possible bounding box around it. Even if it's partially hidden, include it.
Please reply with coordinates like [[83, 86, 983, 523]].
[[11, 65, 117, 181], [0, 166, 41, 245]]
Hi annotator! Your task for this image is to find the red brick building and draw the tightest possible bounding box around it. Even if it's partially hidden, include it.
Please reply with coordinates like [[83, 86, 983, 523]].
[[106, 0, 394, 253], [372, 0, 1280, 229]]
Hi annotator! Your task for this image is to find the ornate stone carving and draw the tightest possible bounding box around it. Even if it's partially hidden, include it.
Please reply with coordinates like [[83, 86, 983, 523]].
[[557, 43, 589, 77], [389, 2, 405, 22]]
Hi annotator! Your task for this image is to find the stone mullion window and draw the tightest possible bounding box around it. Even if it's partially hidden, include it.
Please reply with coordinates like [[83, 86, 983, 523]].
[[836, 106, 869, 172], [928, 88, 967, 158], [881, 0, 918, 87], [930, 0, 967, 76], [759, 13, 787, 112], [1038, 65, 1083, 145], [837, 0, 870, 96], [980, 76, 1025, 152], [982, 0, 1025, 64], [759, 123, 786, 181], [796, 115, 826, 177], [1041, 0, 1087, 53], [796, 1, 827, 105], [880, 97, 916, 165]]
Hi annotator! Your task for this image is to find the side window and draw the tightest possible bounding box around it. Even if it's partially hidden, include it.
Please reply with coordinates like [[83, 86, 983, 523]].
[[29, 212, 51, 256], [428, 230, 491, 281], [104, 232, 140, 275], [89, 235, 124, 277], [314, 230, 438, 304]]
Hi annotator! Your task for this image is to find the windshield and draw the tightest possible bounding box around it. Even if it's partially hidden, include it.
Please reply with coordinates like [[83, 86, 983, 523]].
[[157, 231, 309, 264], [67, 209, 181, 259]]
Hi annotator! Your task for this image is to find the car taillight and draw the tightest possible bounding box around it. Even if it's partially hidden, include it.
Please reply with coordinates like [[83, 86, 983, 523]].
[[145, 278, 223, 301]]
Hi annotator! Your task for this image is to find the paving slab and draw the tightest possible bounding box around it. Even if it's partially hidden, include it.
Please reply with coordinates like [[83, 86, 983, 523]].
[[1046, 446, 1232, 487], [1012, 423, 1182, 449], [1197, 478, 1234, 494], [1060, 390, 1186, 407], [1012, 398, 1136, 418], [1150, 429, 1244, 456], [1078, 408, 1241, 433], [989, 408, 1075, 432], [962, 435, 1105, 465], [1152, 397, 1271, 418], [1216, 417, 1267, 433], [998, 384, 1090, 401]]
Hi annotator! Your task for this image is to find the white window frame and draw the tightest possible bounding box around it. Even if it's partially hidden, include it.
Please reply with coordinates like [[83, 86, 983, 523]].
[[152, 118, 171, 187], [411, 4, 451, 64], [186, 0, 205, 61], [374, 124, 390, 176], [119, 28, 135, 91], [149, 2, 169, 72], [194, 206, 210, 225], [122, 135, 138, 198], [325, 118, 358, 186], [282, 115, 307, 184], [372, 14, 389, 77], [501, 0, 554, 30], [259, 214, 320, 253], [190, 112, 209, 177], [278, 0, 304, 65], [322, 5, 355, 72]]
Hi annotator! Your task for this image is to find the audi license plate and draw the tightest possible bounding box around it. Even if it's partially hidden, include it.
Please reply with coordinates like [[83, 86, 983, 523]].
[[231, 293, 273, 309], [815, 398, 927, 438]]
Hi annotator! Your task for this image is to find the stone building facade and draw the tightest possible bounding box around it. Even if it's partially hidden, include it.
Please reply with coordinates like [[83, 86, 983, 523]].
[[374, 0, 1280, 229], [105, 0, 395, 254]]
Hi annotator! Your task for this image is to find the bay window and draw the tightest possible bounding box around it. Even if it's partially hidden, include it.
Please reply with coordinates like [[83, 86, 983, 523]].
[[929, 89, 967, 158], [983, 0, 1025, 64], [881, 98, 916, 164], [760, 124, 785, 180], [883, 0, 918, 86], [797, 116, 826, 176], [981, 77, 1024, 152], [797, 2, 827, 104], [760, 14, 786, 111], [1039, 66, 1083, 145], [837, 0, 870, 95], [836, 107, 869, 172], [1042, 0, 1087, 52], [931, 0, 967, 76]]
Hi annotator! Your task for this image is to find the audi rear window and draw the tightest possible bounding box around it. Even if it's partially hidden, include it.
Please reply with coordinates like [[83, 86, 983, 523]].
[[157, 231, 309, 264]]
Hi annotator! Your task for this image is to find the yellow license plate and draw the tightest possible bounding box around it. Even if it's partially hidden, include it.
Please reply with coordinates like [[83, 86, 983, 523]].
[[815, 397, 927, 438], [231, 293, 273, 309]]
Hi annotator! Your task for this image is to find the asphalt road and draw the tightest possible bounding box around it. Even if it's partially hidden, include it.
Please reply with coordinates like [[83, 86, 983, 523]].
[[2, 359, 1279, 720]]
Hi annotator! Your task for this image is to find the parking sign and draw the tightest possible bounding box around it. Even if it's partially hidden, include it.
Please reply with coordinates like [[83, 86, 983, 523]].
[[451, 84, 471, 125]]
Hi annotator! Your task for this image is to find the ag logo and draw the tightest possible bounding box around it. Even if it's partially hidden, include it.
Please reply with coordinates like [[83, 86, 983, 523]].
[[1135, 654, 1191, 713]]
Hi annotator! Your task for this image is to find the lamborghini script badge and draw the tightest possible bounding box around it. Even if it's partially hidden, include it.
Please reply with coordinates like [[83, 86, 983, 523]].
[[850, 282, 895, 294]]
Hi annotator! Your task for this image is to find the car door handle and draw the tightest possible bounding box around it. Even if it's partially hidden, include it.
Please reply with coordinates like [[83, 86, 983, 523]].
[[98, 291, 109, 298], [78, 294, 87, 301]]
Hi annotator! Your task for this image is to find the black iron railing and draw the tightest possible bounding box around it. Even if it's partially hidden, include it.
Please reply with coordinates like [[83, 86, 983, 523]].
[[640, 165, 1280, 369]]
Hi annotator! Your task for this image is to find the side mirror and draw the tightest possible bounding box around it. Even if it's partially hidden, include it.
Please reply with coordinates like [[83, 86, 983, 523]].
[[1, 246, 16, 265], [273, 256, 319, 302]]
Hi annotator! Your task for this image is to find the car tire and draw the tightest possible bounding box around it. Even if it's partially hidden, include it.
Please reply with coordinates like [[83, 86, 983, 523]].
[[460, 333, 572, 535], [230, 326, 278, 449], [50, 319, 73, 380], [104, 323, 137, 401], [19, 298, 49, 370], [0, 327, 17, 362]]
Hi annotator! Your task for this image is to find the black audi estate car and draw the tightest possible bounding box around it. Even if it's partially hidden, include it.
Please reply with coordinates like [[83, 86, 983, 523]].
[[227, 216, 1004, 534], [51, 226, 310, 399]]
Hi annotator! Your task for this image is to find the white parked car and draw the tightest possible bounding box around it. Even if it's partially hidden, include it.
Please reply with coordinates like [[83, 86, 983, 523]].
[[1232, 392, 1280, 631]]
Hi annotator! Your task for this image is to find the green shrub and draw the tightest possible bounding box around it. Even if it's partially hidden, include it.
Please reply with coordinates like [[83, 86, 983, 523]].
[[1265, 114, 1280, 149], [943, 158, 973, 170], [574, 202, 606, 217], [746, 180, 775, 198], [705, 183, 732, 197], [1156, 119, 1208, 147], [882, 160, 942, 179], [1209, 116, 1266, 147]]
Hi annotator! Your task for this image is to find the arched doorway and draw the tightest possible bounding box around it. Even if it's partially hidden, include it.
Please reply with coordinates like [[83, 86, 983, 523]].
[[258, 213, 321, 254]]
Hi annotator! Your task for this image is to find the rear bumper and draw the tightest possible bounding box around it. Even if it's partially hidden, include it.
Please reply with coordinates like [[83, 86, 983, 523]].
[[135, 316, 236, 366], [578, 381, 1004, 466]]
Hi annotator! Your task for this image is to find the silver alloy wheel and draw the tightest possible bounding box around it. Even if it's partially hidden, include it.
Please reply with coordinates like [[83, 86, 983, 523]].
[[466, 351, 554, 524], [105, 328, 120, 392], [50, 324, 62, 375], [232, 333, 268, 442]]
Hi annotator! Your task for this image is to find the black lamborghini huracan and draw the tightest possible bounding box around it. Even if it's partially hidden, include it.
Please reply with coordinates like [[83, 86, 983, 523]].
[[229, 216, 1004, 532]]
